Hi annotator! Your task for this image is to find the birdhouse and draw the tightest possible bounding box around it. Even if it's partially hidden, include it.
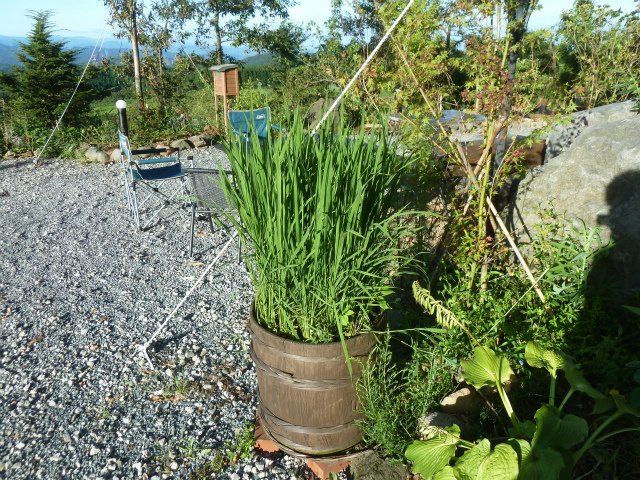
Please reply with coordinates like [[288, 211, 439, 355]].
[[209, 64, 239, 126]]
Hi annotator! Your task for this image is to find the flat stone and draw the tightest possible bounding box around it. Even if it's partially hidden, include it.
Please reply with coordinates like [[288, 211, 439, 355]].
[[440, 387, 478, 415]]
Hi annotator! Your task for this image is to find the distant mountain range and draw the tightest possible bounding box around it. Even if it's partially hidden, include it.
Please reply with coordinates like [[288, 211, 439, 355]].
[[0, 34, 256, 71]]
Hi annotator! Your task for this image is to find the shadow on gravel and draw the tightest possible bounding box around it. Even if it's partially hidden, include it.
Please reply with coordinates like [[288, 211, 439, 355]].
[[0, 158, 36, 172]]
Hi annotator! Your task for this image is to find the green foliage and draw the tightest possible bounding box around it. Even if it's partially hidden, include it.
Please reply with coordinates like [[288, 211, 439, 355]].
[[218, 110, 419, 342], [556, 0, 640, 107], [356, 329, 453, 459], [193, 424, 255, 478], [0, 10, 102, 129], [405, 342, 640, 480], [434, 209, 611, 366]]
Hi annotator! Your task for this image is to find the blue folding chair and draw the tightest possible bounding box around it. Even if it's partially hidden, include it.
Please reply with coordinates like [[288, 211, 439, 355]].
[[117, 130, 192, 231], [227, 107, 281, 149]]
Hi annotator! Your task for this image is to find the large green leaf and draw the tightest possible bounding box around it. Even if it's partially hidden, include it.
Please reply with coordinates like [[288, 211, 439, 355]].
[[564, 367, 605, 399], [532, 405, 588, 453], [477, 444, 519, 480], [525, 342, 571, 379], [433, 466, 457, 480], [506, 438, 531, 466], [519, 446, 565, 480], [461, 346, 513, 389], [508, 420, 536, 439], [454, 440, 491, 480], [406, 436, 458, 479], [593, 396, 615, 414], [454, 440, 519, 480]]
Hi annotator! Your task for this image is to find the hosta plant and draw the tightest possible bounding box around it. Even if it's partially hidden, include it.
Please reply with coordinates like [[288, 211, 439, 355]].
[[406, 282, 640, 480]]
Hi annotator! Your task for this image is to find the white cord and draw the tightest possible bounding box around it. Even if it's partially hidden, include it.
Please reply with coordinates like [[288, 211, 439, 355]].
[[139, 232, 238, 369], [34, 21, 110, 165], [310, 0, 416, 135], [179, 40, 212, 89]]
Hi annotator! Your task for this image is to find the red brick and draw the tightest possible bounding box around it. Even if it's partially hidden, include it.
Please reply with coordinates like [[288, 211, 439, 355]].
[[253, 424, 280, 453], [306, 459, 351, 480]]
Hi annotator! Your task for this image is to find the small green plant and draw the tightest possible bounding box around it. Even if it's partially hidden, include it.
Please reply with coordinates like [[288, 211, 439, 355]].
[[193, 423, 255, 478], [356, 327, 453, 459], [405, 282, 640, 480]]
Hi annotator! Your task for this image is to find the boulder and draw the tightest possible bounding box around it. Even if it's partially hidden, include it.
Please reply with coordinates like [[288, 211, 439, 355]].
[[188, 133, 215, 148], [545, 100, 638, 162], [110, 148, 121, 163], [307, 97, 339, 131], [171, 139, 194, 150], [504, 112, 640, 299], [440, 387, 478, 415], [348, 450, 409, 480], [84, 146, 110, 164], [418, 411, 469, 439]]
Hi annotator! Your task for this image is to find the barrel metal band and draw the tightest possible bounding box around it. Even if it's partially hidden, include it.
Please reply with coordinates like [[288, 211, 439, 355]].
[[251, 345, 361, 390]]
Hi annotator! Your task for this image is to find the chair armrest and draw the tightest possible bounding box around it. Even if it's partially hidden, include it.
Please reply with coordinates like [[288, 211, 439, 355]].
[[182, 167, 233, 175], [137, 156, 179, 165], [131, 147, 179, 155], [271, 124, 281, 131]]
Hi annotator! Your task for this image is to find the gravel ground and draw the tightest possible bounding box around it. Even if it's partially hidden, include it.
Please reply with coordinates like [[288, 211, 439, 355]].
[[0, 147, 331, 480]]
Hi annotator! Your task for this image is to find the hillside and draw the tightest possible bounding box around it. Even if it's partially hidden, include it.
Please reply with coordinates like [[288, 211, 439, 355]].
[[240, 52, 273, 67], [0, 34, 251, 70]]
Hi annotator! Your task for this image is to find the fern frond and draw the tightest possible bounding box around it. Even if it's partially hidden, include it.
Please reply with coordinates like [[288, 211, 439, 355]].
[[412, 281, 463, 331]]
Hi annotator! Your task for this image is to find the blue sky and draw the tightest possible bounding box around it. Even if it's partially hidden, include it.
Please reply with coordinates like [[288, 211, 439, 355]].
[[2, 0, 638, 39]]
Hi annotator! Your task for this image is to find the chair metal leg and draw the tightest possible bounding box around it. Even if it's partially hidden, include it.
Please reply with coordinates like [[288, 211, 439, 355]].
[[208, 213, 215, 234], [189, 204, 196, 257]]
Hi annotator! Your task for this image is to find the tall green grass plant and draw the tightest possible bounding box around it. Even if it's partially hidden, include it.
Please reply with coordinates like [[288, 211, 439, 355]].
[[219, 110, 418, 343]]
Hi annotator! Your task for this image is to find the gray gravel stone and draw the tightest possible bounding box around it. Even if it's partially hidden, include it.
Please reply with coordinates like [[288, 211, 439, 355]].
[[0, 147, 336, 479]]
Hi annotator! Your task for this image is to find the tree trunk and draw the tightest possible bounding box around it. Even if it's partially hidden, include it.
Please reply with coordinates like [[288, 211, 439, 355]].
[[214, 10, 223, 64], [129, 1, 144, 105], [495, 0, 530, 170]]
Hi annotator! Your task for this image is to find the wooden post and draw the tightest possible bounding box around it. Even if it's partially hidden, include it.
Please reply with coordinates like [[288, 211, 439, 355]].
[[209, 64, 239, 127]]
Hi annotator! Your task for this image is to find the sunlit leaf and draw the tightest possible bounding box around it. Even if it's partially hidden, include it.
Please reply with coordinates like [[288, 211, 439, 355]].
[[525, 342, 572, 378], [433, 466, 457, 480], [461, 346, 513, 389], [476, 443, 519, 480], [405, 436, 458, 479], [454, 439, 491, 480], [454, 440, 519, 480]]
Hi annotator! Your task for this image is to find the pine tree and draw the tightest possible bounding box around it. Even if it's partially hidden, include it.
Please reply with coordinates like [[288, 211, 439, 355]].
[[0, 11, 96, 128]]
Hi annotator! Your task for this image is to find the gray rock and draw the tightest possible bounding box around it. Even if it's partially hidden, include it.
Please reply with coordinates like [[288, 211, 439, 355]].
[[349, 450, 408, 480], [418, 410, 470, 439], [85, 146, 110, 164], [545, 100, 638, 161], [171, 139, 194, 150], [440, 387, 478, 415], [307, 97, 339, 131], [110, 148, 121, 163], [504, 113, 640, 300], [188, 133, 215, 148]]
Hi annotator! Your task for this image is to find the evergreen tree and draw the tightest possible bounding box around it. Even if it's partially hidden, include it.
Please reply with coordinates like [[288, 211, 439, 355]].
[[0, 10, 98, 128]]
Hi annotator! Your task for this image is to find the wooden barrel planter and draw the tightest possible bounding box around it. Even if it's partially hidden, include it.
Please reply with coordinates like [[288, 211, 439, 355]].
[[249, 301, 379, 456]]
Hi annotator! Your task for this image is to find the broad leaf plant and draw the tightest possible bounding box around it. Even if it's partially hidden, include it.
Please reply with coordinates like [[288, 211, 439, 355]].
[[406, 282, 640, 480]]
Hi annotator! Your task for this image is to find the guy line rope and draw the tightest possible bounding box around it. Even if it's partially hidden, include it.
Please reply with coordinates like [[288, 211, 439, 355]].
[[34, 21, 110, 166]]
